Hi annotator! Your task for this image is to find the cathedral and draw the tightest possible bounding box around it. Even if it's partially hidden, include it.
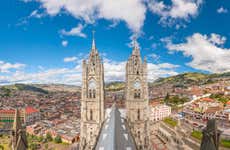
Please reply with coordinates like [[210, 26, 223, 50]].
[[80, 34, 150, 150], [125, 41, 150, 149], [80, 34, 105, 150]]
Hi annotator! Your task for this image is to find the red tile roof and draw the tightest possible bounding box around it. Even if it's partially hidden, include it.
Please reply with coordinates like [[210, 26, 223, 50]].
[[0, 107, 38, 114], [0, 109, 15, 113], [25, 107, 39, 114], [200, 97, 214, 102], [226, 101, 230, 105]]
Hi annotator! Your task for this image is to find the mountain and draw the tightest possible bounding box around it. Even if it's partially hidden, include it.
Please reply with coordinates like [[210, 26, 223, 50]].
[[105, 82, 125, 91], [152, 72, 230, 87], [34, 84, 80, 92], [0, 84, 81, 96], [105, 72, 230, 90], [0, 72, 229, 93], [0, 84, 49, 94]]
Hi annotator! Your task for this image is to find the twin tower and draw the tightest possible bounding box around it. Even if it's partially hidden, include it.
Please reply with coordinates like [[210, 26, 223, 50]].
[[80, 35, 150, 150]]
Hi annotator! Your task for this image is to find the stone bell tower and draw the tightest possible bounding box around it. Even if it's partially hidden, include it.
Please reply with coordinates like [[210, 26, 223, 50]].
[[125, 40, 150, 150], [80, 32, 105, 150], [11, 109, 27, 150]]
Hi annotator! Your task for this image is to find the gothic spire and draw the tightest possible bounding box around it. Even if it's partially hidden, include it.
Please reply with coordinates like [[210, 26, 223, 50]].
[[91, 30, 97, 53], [132, 37, 140, 56]]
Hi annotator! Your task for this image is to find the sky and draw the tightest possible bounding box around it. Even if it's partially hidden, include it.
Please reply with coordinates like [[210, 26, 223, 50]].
[[0, 0, 229, 85]]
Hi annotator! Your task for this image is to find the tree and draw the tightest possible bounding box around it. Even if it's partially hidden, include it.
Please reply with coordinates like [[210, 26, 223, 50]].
[[54, 135, 62, 143], [30, 143, 38, 150], [0, 145, 4, 150], [46, 133, 53, 142], [45, 143, 49, 149], [164, 93, 170, 104], [38, 136, 43, 142]]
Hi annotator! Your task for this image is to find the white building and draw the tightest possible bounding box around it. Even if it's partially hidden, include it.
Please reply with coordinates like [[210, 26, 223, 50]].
[[150, 104, 171, 121]]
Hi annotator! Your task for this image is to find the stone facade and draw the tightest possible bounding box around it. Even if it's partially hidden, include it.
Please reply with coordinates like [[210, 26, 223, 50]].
[[80, 36, 105, 150], [11, 109, 27, 150], [125, 42, 150, 149]]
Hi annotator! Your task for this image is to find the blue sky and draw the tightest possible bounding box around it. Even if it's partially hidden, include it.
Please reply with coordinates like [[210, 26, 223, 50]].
[[0, 0, 229, 85]]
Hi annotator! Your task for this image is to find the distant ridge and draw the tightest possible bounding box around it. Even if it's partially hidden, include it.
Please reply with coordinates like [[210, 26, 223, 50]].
[[0, 83, 80, 95], [0, 84, 48, 94], [152, 72, 230, 87], [0, 72, 229, 92], [106, 72, 230, 90]]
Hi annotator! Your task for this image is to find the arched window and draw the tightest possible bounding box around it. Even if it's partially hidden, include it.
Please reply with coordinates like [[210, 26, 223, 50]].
[[89, 89, 92, 98], [137, 89, 141, 98], [134, 89, 141, 99], [88, 79, 96, 99], [90, 109, 93, 120], [137, 109, 140, 120], [133, 80, 141, 99], [137, 131, 140, 139], [93, 89, 96, 98], [134, 89, 137, 98]]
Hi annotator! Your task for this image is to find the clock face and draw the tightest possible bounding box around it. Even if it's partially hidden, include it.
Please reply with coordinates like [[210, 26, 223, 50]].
[[134, 81, 141, 89], [89, 79, 96, 89]]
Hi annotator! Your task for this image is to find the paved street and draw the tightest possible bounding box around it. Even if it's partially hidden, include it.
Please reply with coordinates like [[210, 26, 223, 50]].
[[95, 105, 136, 150]]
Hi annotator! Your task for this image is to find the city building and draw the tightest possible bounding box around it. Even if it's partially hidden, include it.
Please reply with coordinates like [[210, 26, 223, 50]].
[[0, 106, 40, 128], [150, 104, 171, 121], [183, 97, 228, 123], [24, 107, 41, 125]]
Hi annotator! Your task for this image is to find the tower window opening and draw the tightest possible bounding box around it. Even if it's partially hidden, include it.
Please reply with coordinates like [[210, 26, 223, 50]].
[[137, 109, 140, 120], [134, 89, 141, 99], [93, 89, 96, 98], [89, 89, 92, 98], [138, 131, 140, 139], [90, 109, 93, 120]]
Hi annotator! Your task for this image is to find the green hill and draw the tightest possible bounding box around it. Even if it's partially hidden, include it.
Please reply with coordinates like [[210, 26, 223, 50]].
[[152, 72, 230, 87], [104, 72, 230, 90], [0, 84, 49, 95], [14, 84, 49, 94], [105, 82, 125, 91]]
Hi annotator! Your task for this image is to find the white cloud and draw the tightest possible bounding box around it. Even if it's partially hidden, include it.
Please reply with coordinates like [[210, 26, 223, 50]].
[[126, 33, 144, 48], [0, 56, 178, 85], [103, 58, 179, 82], [148, 53, 160, 63], [217, 7, 228, 14], [208, 33, 226, 45], [60, 24, 86, 38], [98, 0, 146, 33], [62, 40, 68, 47], [64, 56, 77, 62], [20, 0, 32, 2], [0, 68, 80, 85], [38, 65, 45, 70], [0, 61, 26, 73], [29, 10, 44, 18], [104, 59, 126, 81], [147, 63, 179, 81], [166, 33, 230, 73], [148, 0, 203, 26], [24, 0, 146, 33], [23, 0, 205, 32]]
